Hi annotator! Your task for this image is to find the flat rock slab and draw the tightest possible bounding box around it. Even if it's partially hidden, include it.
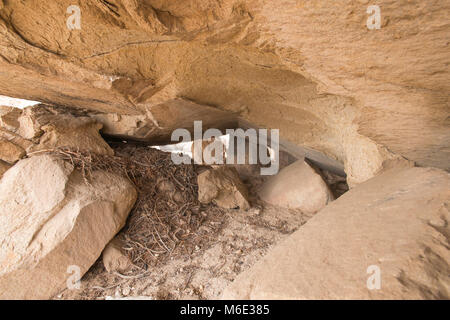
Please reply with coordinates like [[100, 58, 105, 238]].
[[223, 167, 450, 299]]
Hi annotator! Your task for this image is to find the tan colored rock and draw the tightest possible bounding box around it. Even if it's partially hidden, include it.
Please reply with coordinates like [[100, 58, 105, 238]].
[[2, 104, 114, 157], [222, 167, 450, 300], [156, 177, 185, 203], [0, 1, 448, 185], [84, 99, 237, 144], [198, 166, 250, 210], [0, 137, 25, 163], [0, 127, 34, 151], [0, 105, 13, 115], [102, 238, 132, 273], [258, 160, 334, 213], [146, 99, 237, 144], [18, 104, 55, 140], [0, 160, 11, 179], [90, 112, 151, 140], [0, 105, 21, 132], [29, 116, 114, 156], [0, 155, 137, 299]]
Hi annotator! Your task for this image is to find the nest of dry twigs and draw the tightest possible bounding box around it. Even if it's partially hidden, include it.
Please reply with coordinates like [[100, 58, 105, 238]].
[[32, 144, 226, 271]]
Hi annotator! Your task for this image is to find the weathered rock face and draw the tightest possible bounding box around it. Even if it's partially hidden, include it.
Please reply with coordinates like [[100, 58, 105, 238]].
[[0, 106, 21, 132], [0, 104, 115, 156], [0, 1, 447, 185], [258, 160, 334, 214], [198, 166, 250, 210], [0, 155, 137, 299], [0, 126, 33, 150], [0, 137, 25, 164], [0, 159, 10, 179], [29, 116, 114, 155], [222, 167, 450, 300], [91, 98, 237, 143], [102, 238, 132, 274]]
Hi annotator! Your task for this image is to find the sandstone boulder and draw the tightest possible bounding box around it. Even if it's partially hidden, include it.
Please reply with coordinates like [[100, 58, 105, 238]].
[[0, 155, 137, 299], [258, 160, 334, 214], [102, 238, 132, 273], [198, 166, 250, 210], [222, 167, 450, 300], [0, 137, 25, 164]]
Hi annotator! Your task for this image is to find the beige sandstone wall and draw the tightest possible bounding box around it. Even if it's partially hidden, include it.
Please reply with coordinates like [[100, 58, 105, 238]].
[[0, 0, 448, 185]]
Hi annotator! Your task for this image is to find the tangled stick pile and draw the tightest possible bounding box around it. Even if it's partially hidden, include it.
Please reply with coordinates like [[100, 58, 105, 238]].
[[32, 145, 226, 271]]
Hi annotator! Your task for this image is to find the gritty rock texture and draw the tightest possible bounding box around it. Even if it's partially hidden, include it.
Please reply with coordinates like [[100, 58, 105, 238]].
[[1, 104, 114, 156], [222, 167, 450, 300], [102, 238, 132, 273], [0, 159, 10, 179], [0, 105, 21, 132], [0, 137, 25, 163], [0, 1, 447, 185], [258, 160, 334, 214], [29, 116, 114, 156], [0, 155, 137, 299], [198, 166, 250, 210]]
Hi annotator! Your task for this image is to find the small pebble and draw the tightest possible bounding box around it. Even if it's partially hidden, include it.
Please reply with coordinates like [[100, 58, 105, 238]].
[[122, 287, 131, 296]]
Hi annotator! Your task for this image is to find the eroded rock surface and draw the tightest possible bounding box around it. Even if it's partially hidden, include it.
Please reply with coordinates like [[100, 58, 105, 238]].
[[1, 104, 114, 156], [198, 166, 250, 210], [29, 116, 114, 155], [102, 238, 132, 274], [0, 159, 10, 179], [0, 105, 21, 132], [0, 155, 137, 299], [0, 1, 447, 185], [0, 137, 25, 163], [222, 167, 450, 299]]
